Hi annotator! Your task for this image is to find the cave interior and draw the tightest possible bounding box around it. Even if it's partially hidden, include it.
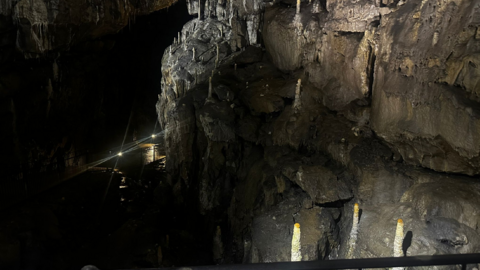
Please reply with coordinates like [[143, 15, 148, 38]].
[[1, 0, 480, 269]]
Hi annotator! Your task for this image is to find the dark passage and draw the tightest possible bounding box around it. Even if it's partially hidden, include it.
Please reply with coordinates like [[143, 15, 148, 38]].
[[0, 2, 206, 269]]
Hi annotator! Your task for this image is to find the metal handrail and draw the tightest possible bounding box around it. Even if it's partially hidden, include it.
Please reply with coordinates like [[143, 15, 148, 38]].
[[115, 254, 480, 270]]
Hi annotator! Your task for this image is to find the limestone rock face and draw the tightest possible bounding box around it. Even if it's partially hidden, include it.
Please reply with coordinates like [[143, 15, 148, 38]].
[[324, 0, 379, 32], [1, 0, 177, 56], [263, 7, 305, 72], [401, 178, 480, 234], [346, 203, 480, 259], [294, 165, 353, 204], [250, 192, 337, 262], [263, 4, 375, 111], [371, 0, 480, 175], [156, 0, 480, 265]]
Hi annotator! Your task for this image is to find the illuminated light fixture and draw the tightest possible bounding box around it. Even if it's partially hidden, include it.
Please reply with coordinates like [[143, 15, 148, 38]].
[[152, 134, 156, 138], [118, 152, 123, 156]]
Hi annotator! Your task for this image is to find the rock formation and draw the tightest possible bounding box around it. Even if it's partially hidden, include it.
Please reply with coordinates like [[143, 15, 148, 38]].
[[0, 0, 177, 57], [0, 0, 479, 267], [156, 0, 480, 265]]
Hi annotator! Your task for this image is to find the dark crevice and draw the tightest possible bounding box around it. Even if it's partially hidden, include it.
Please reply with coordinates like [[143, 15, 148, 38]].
[[319, 0, 327, 11], [314, 198, 352, 209], [367, 46, 376, 99]]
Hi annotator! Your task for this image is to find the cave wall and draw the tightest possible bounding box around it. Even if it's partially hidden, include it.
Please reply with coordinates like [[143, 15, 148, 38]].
[[0, 0, 178, 56], [0, 0, 183, 174], [157, 0, 480, 264]]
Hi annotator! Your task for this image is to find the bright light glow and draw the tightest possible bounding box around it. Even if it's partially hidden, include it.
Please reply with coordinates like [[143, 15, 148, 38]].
[[118, 152, 123, 156], [152, 134, 156, 138]]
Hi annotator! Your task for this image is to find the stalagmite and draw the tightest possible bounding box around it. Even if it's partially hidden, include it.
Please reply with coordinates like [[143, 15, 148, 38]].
[[208, 76, 213, 99], [394, 219, 404, 257], [213, 226, 223, 262], [234, 63, 237, 71], [393, 219, 404, 270], [157, 246, 163, 266], [291, 223, 301, 261], [346, 203, 360, 258], [215, 43, 219, 68], [293, 79, 301, 112], [178, 32, 181, 43]]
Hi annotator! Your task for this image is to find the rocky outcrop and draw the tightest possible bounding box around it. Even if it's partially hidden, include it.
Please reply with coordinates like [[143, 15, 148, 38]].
[[371, 0, 480, 175], [157, 0, 480, 266]]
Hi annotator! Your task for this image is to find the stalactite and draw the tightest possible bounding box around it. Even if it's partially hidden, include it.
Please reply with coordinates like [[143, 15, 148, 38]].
[[53, 59, 59, 82], [206, 76, 213, 102], [246, 15, 260, 45], [296, 0, 301, 14], [293, 79, 301, 112], [253, 0, 260, 12], [217, 0, 225, 20], [192, 47, 196, 61], [173, 81, 178, 99], [205, 0, 210, 18], [228, 0, 234, 26], [312, 0, 321, 13], [198, 0, 202, 20], [215, 43, 219, 68]]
